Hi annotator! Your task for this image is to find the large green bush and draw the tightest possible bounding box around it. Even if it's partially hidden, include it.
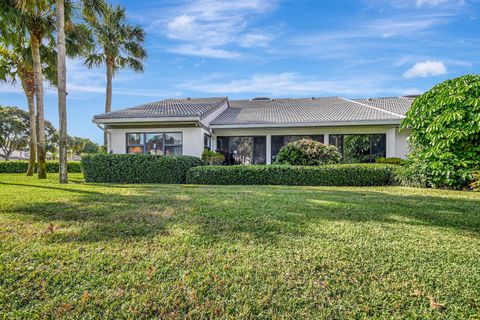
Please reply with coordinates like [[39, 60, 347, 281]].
[[0, 161, 82, 173], [402, 74, 480, 188], [186, 164, 396, 186], [275, 139, 341, 165], [82, 154, 203, 183]]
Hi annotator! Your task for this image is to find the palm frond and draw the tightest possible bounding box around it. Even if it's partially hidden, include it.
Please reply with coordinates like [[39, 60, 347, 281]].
[[84, 53, 105, 68], [83, 2, 147, 74]]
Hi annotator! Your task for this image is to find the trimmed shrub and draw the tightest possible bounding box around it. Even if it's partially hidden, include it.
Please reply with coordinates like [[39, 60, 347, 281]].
[[0, 161, 82, 173], [275, 139, 341, 165], [82, 154, 203, 183], [375, 157, 404, 165], [201, 149, 225, 165], [186, 164, 396, 186]]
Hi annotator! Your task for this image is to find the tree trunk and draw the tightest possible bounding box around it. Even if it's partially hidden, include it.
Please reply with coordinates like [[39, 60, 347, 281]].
[[104, 61, 113, 147], [56, 0, 68, 184], [26, 88, 36, 176], [30, 33, 47, 179]]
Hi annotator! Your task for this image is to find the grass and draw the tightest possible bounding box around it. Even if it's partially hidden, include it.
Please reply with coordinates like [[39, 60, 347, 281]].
[[1, 173, 479, 319]]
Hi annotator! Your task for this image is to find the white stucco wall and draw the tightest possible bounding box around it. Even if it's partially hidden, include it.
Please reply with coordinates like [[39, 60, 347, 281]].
[[212, 125, 406, 164], [395, 128, 411, 158], [108, 127, 204, 157], [106, 124, 410, 162]]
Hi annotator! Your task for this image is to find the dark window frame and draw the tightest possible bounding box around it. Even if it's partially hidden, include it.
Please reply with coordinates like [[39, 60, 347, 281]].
[[204, 133, 212, 150], [126, 132, 183, 155], [328, 134, 386, 163], [271, 134, 325, 163], [216, 135, 267, 165]]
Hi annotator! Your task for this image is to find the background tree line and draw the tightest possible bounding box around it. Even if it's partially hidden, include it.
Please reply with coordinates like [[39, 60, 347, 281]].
[[0, 0, 146, 182], [0, 105, 100, 161]]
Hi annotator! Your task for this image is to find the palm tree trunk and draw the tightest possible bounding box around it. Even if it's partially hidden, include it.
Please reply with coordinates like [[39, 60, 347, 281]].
[[104, 60, 113, 147], [20, 71, 37, 176], [30, 33, 47, 179], [56, 0, 68, 184], [26, 88, 36, 176]]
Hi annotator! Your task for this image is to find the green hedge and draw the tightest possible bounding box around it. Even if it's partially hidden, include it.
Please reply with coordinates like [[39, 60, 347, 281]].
[[0, 161, 82, 173], [81, 154, 203, 183], [375, 157, 405, 165], [186, 164, 397, 186]]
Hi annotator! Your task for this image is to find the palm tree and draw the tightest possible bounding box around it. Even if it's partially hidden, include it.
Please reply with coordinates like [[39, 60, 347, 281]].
[[55, 0, 103, 183], [0, 44, 36, 174], [11, 0, 56, 179], [1, 0, 55, 178], [0, 42, 56, 175], [84, 4, 147, 146]]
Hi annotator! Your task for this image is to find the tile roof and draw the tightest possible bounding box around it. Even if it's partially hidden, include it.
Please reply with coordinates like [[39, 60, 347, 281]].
[[93, 97, 227, 120], [352, 97, 414, 116], [210, 97, 408, 126], [92, 96, 414, 126]]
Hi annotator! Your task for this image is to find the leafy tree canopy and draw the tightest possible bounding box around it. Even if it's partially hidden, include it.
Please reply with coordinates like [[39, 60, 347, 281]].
[[401, 74, 480, 188], [0, 106, 29, 160]]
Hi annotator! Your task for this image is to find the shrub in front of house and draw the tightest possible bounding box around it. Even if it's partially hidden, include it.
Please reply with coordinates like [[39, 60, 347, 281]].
[[0, 161, 82, 173], [186, 164, 396, 186], [275, 139, 341, 165], [470, 171, 480, 192], [81, 154, 203, 183], [401, 74, 480, 188], [375, 157, 404, 165], [201, 149, 225, 165]]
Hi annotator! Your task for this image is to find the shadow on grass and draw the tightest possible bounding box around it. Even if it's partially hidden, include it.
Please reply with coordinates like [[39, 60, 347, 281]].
[[3, 181, 480, 243]]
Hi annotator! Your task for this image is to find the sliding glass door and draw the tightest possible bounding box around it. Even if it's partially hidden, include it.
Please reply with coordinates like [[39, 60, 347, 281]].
[[217, 136, 266, 164], [329, 134, 386, 163], [271, 135, 324, 163]]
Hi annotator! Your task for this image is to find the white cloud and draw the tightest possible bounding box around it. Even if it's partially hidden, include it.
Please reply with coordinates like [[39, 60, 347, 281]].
[[180, 72, 413, 97], [167, 45, 241, 59], [415, 0, 449, 7], [0, 82, 23, 94], [288, 14, 450, 59], [367, 0, 464, 9], [239, 33, 272, 48], [403, 88, 424, 95], [161, 0, 276, 58], [403, 60, 447, 78]]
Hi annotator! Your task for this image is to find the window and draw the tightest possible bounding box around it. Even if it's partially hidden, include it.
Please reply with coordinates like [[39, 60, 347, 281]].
[[126, 133, 144, 154], [329, 134, 386, 163], [271, 135, 324, 162], [126, 132, 183, 155], [216, 136, 266, 165], [204, 134, 212, 150]]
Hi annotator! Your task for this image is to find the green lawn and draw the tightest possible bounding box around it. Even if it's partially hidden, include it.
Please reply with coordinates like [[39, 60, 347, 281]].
[[1, 174, 479, 319]]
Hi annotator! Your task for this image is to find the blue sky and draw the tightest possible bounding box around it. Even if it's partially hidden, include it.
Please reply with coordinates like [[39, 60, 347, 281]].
[[1, 0, 479, 143]]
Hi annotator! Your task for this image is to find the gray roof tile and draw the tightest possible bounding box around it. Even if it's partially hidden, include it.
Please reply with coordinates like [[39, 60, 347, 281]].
[[210, 97, 407, 125], [94, 97, 227, 119], [93, 96, 413, 126], [352, 97, 414, 116]]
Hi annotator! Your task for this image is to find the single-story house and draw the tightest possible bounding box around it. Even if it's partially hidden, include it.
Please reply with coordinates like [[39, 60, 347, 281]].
[[93, 96, 414, 164]]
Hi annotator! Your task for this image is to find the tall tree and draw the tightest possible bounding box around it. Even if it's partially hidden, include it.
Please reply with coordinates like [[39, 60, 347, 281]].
[[12, 0, 56, 179], [0, 16, 56, 175], [55, 0, 103, 183], [0, 106, 29, 161], [0, 43, 36, 172], [84, 3, 147, 146]]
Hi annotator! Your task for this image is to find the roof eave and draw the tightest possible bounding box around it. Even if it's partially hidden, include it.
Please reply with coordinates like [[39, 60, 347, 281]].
[[92, 116, 200, 124], [209, 119, 403, 129]]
